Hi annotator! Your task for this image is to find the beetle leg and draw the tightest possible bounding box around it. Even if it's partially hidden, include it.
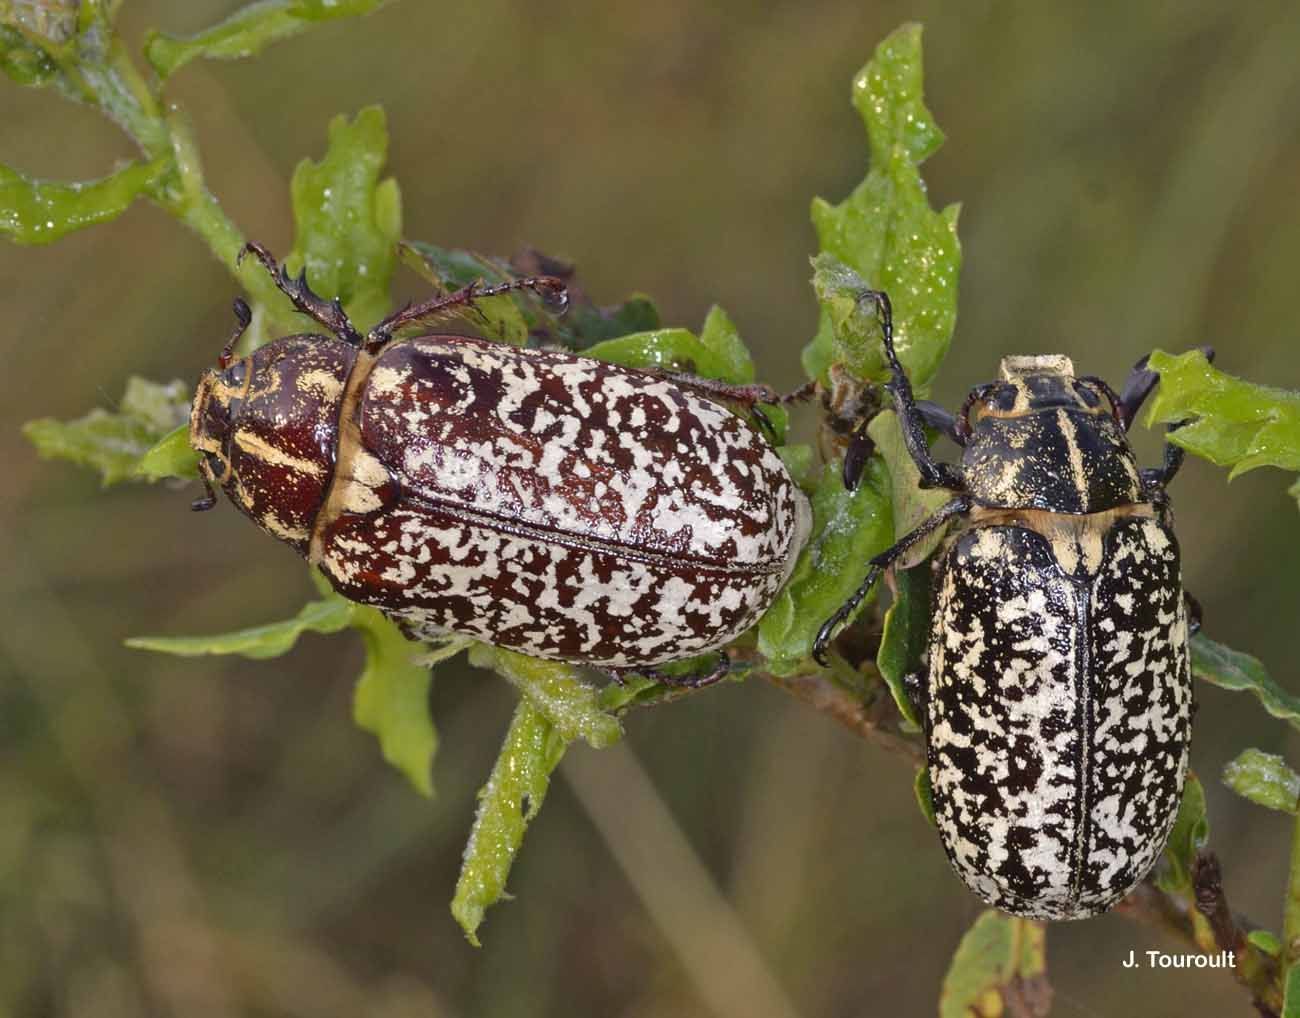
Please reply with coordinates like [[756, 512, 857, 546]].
[[217, 298, 252, 369], [843, 397, 965, 491], [647, 373, 814, 408], [813, 494, 972, 666], [191, 471, 218, 512], [916, 399, 965, 446], [1141, 429, 1187, 491], [366, 275, 569, 353], [607, 651, 731, 690], [857, 290, 965, 492], [238, 242, 362, 345], [1115, 345, 1216, 431], [1184, 590, 1203, 636], [904, 671, 929, 730]]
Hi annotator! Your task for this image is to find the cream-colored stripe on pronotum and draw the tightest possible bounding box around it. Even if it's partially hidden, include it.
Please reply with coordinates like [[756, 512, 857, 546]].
[[234, 428, 327, 478], [309, 349, 380, 564], [1056, 409, 1088, 502]]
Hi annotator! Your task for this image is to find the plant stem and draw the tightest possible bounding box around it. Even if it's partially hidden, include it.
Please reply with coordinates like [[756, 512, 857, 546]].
[[10, 10, 289, 316], [1285, 805, 1300, 963]]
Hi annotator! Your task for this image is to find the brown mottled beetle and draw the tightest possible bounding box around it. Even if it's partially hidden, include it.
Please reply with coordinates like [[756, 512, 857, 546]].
[[190, 244, 811, 674]]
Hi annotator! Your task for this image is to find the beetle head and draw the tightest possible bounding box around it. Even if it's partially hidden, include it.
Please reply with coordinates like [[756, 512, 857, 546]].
[[967, 355, 1115, 427], [190, 357, 251, 503]]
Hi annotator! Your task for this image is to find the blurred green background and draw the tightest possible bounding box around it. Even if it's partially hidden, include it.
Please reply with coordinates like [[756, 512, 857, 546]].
[[4, 2, 1300, 1015]]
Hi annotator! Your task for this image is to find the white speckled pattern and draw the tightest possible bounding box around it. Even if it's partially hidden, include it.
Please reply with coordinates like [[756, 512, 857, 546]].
[[316, 335, 810, 666], [927, 512, 1190, 920]]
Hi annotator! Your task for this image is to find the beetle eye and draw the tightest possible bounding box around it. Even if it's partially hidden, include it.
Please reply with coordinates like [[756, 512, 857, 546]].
[[1074, 382, 1101, 408], [992, 385, 1018, 411], [221, 362, 247, 388]]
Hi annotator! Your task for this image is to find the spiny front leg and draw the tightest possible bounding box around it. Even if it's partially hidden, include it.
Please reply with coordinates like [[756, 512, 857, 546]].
[[238, 242, 362, 345]]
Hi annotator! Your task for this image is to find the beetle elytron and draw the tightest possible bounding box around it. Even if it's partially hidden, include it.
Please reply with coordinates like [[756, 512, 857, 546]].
[[190, 244, 810, 675], [815, 292, 1200, 920]]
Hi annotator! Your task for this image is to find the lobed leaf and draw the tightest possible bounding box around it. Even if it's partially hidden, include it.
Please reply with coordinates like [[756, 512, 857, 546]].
[[1192, 633, 1300, 732], [1155, 771, 1208, 896], [351, 607, 443, 798], [399, 240, 660, 350], [397, 241, 532, 346], [757, 457, 893, 673], [939, 911, 1051, 1018], [804, 23, 961, 391], [1, 160, 164, 245], [23, 377, 192, 485], [1223, 749, 1300, 815], [131, 580, 443, 797], [144, 0, 392, 79], [136, 424, 200, 482], [696, 304, 755, 384], [451, 700, 567, 945], [127, 595, 352, 659], [1145, 349, 1300, 508], [283, 105, 402, 334], [585, 327, 739, 381], [485, 648, 622, 749]]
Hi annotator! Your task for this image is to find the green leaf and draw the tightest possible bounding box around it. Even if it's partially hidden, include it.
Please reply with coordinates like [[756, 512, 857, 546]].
[[24, 377, 192, 485], [350, 607, 441, 798], [1248, 929, 1283, 957], [1145, 349, 1300, 508], [1156, 771, 1209, 895], [281, 106, 401, 334], [804, 23, 961, 391], [144, 0, 392, 79], [870, 409, 953, 566], [484, 648, 622, 749], [1224, 749, 1300, 815], [452, 700, 567, 945], [0, 24, 60, 86], [697, 305, 755, 384], [136, 424, 200, 481], [939, 911, 1050, 1018], [131, 580, 444, 796], [777, 444, 815, 487], [757, 458, 893, 673], [1192, 633, 1300, 731], [399, 241, 660, 350], [0, 160, 164, 245], [396, 241, 530, 346], [1, 1, 78, 44], [914, 766, 936, 828], [127, 595, 352, 659], [876, 566, 929, 728], [1285, 964, 1300, 1018], [584, 327, 737, 380], [580, 312, 781, 439]]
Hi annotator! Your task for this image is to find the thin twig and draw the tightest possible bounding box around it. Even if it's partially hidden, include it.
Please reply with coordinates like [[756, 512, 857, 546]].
[[1193, 851, 1283, 1017], [760, 668, 924, 764]]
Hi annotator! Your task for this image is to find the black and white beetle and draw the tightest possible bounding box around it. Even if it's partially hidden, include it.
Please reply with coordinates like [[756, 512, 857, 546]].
[[814, 292, 1201, 920]]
